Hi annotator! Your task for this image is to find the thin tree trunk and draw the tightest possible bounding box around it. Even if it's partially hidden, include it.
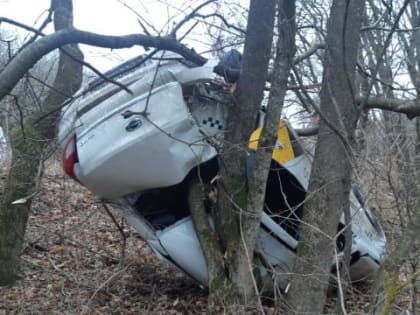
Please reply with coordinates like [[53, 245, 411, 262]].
[[0, 0, 83, 286], [243, 0, 296, 294], [212, 0, 276, 309], [187, 179, 228, 312], [186, 0, 276, 312], [188, 1, 297, 313], [286, 0, 365, 313]]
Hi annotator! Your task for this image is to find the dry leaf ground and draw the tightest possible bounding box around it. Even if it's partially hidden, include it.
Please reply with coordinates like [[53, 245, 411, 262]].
[[0, 158, 416, 314], [0, 161, 207, 314]]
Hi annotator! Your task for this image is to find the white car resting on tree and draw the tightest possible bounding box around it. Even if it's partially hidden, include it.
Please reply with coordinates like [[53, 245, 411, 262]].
[[59, 52, 386, 290]]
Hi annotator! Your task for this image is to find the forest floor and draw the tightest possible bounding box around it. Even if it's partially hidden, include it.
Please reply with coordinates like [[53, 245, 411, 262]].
[[0, 160, 416, 314]]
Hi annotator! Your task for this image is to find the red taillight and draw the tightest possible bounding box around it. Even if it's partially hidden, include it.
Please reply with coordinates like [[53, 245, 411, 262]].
[[62, 133, 79, 181]]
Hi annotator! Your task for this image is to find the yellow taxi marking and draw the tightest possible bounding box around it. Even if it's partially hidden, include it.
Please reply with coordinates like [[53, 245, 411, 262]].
[[248, 120, 295, 165]]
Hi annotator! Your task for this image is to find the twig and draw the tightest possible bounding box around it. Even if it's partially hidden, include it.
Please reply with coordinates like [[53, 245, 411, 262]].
[[80, 263, 132, 315], [179, 21, 199, 42], [359, 0, 411, 109], [120, 50, 166, 119], [27, 73, 71, 99], [334, 248, 348, 315], [71, 52, 133, 95], [0, 17, 133, 94], [0, 17, 45, 37], [115, 0, 159, 35], [195, 13, 246, 34], [16, 7, 53, 55], [170, 0, 217, 38], [101, 203, 127, 265]]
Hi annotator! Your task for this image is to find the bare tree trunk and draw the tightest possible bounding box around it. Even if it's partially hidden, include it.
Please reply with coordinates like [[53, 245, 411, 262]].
[[187, 179, 227, 311], [286, 0, 365, 313], [0, 0, 83, 286], [187, 1, 298, 313], [243, 0, 296, 296], [371, 3, 420, 313], [0, 102, 11, 166], [213, 0, 276, 309], [188, 0, 277, 311]]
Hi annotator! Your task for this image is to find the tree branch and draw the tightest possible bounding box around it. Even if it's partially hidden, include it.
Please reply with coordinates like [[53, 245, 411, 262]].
[[282, 109, 403, 140], [293, 41, 325, 64], [295, 96, 420, 136], [0, 28, 207, 101], [0, 17, 46, 36], [266, 42, 326, 82], [0, 17, 134, 94], [15, 7, 54, 54], [195, 13, 246, 34], [361, 96, 420, 119]]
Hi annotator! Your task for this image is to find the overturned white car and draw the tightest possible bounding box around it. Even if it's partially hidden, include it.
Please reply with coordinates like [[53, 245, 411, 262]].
[[58, 53, 386, 288]]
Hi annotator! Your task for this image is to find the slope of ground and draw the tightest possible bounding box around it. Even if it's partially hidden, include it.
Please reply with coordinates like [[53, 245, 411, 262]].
[[0, 159, 416, 314], [0, 162, 207, 314]]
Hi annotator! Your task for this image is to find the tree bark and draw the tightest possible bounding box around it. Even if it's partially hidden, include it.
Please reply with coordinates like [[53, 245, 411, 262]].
[[187, 179, 227, 311], [0, 0, 83, 286], [371, 3, 420, 313], [244, 0, 296, 293], [185, 0, 276, 312], [286, 0, 365, 313], [214, 0, 276, 308]]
